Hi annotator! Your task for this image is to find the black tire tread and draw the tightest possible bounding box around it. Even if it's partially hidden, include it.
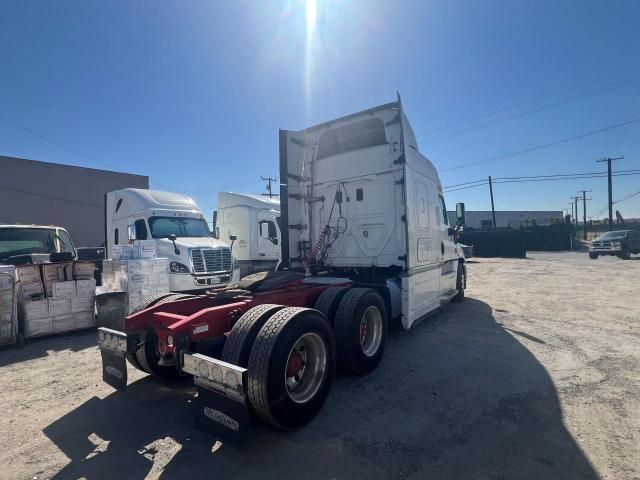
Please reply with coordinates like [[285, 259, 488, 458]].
[[334, 288, 368, 374], [247, 307, 308, 427], [452, 263, 465, 302], [313, 286, 348, 324], [129, 292, 176, 315], [334, 288, 387, 375], [221, 304, 285, 366]]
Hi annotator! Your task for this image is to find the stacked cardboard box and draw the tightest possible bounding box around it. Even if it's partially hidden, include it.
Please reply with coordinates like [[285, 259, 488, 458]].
[[0, 265, 17, 343], [16, 261, 97, 338], [101, 258, 169, 314], [111, 240, 157, 261]]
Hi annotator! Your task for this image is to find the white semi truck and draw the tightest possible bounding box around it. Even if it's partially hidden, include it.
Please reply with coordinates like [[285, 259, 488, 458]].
[[105, 189, 240, 292], [97, 97, 467, 446], [214, 192, 281, 277]]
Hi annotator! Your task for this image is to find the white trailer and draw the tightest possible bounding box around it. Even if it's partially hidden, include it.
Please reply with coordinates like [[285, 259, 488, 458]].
[[215, 192, 281, 277], [105, 188, 240, 292]]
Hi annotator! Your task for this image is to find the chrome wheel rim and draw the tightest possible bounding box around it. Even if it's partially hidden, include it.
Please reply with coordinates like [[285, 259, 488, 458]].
[[285, 333, 327, 404], [360, 306, 383, 357]]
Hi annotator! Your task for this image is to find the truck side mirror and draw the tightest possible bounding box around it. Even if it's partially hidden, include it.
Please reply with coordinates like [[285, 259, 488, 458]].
[[229, 235, 237, 252], [456, 203, 466, 226], [168, 234, 180, 255]]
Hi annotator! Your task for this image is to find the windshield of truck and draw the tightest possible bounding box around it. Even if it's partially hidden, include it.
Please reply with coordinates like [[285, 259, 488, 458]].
[[149, 217, 211, 238], [0, 228, 75, 260], [597, 231, 628, 240]]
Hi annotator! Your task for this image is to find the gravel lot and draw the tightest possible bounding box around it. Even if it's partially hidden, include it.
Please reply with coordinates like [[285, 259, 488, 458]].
[[0, 251, 638, 480]]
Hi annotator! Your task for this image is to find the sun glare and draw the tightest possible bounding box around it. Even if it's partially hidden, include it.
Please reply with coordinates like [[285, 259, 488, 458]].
[[305, 0, 318, 35], [304, 0, 318, 115]]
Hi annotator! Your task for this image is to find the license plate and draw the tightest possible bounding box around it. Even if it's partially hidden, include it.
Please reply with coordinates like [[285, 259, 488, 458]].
[[101, 349, 128, 391]]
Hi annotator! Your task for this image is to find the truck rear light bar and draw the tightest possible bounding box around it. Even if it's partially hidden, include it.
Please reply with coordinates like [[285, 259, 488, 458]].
[[97, 327, 129, 354], [181, 352, 247, 399]]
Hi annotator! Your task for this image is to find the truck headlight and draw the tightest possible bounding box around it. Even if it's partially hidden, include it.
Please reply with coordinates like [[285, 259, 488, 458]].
[[612, 241, 621, 250], [170, 261, 190, 273]]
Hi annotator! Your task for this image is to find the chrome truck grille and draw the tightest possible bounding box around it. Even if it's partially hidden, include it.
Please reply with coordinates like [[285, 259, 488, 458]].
[[592, 241, 612, 248], [190, 248, 233, 273]]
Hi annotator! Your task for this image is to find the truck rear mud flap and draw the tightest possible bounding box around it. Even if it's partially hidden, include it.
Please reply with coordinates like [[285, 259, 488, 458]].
[[97, 327, 136, 391], [181, 353, 250, 449]]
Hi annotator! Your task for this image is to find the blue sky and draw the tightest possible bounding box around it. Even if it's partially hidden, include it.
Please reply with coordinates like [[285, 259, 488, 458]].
[[1, 0, 639, 220]]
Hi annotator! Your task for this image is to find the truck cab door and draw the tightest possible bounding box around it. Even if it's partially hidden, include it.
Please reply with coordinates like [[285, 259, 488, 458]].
[[436, 194, 458, 293], [257, 212, 279, 260]]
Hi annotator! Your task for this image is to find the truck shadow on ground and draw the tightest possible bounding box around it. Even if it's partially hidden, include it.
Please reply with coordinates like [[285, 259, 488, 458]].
[[43, 298, 598, 480], [0, 330, 96, 367]]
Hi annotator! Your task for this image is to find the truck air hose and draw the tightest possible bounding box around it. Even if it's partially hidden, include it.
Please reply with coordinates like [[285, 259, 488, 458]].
[[304, 224, 330, 269]]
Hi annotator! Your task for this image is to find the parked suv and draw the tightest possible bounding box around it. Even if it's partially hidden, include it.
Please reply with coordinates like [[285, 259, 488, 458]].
[[589, 230, 640, 260]]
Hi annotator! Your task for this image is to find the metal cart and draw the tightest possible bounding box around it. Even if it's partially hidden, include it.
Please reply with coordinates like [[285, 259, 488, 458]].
[[0, 272, 18, 347]]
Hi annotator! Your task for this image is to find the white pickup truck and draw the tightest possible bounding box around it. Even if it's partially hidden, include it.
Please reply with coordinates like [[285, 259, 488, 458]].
[[0, 224, 76, 265]]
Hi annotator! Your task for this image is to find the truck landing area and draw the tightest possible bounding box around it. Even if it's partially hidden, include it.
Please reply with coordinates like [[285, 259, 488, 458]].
[[0, 252, 638, 479]]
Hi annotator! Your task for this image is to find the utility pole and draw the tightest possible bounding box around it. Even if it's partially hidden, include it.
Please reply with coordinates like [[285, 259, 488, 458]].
[[596, 155, 623, 230], [571, 196, 581, 228], [261, 176, 277, 198], [577, 190, 592, 240], [488, 176, 496, 230], [568, 201, 574, 223]]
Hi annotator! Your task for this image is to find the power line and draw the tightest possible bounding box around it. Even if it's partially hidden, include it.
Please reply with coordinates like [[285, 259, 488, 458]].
[[493, 169, 640, 180], [441, 116, 640, 172], [0, 114, 139, 176], [443, 169, 640, 190], [442, 179, 488, 189], [615, 189, 640, 203], [443, 182, 488, 193], [0, 184, 102, 208], [492, 172, 640, 185], [0, 113, 221, 198], [589, 189, 640, 219], [417, 64, 640, 139], [420, 74, 640, 143]]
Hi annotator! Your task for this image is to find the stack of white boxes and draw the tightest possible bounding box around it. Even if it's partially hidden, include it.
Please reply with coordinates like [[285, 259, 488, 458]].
[[15, 264, 49, 338], [16, 261, 97, 338], [101, 241, 170, 314], [0, 265, 17, 343]]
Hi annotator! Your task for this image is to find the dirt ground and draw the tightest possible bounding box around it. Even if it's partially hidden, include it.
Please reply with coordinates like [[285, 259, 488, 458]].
[[0, 251, 638, 480]]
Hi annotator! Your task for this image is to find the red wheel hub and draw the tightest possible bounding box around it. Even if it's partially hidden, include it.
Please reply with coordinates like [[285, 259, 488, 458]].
[[360, 320, 368, 341], [287, 352, 304, 377]]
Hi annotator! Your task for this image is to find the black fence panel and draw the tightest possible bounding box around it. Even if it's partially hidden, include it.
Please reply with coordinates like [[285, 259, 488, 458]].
[[459, 224, 574, 258], [458, 230, 526, 258], [522, 224, 572, 251]]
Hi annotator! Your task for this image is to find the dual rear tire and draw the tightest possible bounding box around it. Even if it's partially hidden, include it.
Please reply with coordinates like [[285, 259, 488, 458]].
[[221, 287, 388, 428]]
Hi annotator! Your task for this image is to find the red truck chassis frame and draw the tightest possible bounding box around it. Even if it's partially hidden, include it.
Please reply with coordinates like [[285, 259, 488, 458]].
[[125, 279, 338, 358]]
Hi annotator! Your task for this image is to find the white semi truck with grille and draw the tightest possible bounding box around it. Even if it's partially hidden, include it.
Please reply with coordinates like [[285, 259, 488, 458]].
[[105, 189, 240, 292]]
